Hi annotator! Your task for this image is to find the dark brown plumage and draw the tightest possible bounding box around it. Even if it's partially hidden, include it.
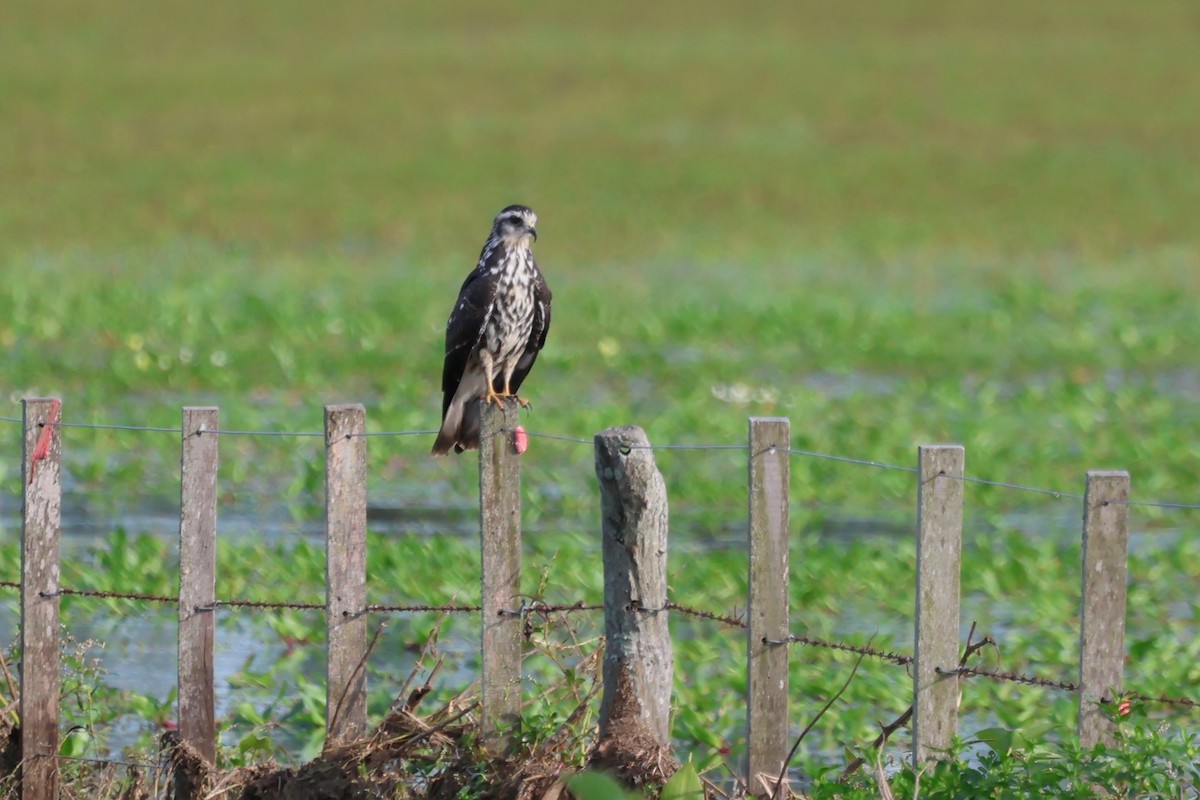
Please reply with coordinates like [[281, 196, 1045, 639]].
[[432, 205, 552, 455]]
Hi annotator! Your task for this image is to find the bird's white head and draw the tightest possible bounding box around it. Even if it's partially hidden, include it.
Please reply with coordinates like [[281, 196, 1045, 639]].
[[493, 205, 538, 245]]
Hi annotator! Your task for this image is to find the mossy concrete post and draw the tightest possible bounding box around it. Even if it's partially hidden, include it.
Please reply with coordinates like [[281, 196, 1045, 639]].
[[914, 445, 964, 764], [324, 404, 368, 745], [21, 397, 62, 800], [1079, 470, 1130, 748], [178, 407, 219, 770], [479, 400, 523, 753], [747, 417, 790, 797]]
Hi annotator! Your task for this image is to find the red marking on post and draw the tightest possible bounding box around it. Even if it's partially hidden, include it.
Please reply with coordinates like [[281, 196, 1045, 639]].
[[28, 398, 61, 485], [513, 426, 528, 455]]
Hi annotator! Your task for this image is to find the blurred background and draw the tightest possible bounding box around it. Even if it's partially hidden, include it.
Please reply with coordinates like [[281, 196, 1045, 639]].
[[6, 2, 1199, 258], [1, 0, 1198, 775]]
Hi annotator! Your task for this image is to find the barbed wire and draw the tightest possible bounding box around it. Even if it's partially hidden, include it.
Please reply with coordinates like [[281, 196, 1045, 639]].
[[0, 582, 469, 614], [207, 598, 323, 611], [499, 600, 603, 617], [940, 664, 1080, 693], [52, 586, 181, 604], [939, 665, 1200, 711], [368, 602, 482, 614], [663, 600, 748, 628], [1, 579, 1195, 709], [1127, 689, 1200, 710], [769, 633, 913, 667]]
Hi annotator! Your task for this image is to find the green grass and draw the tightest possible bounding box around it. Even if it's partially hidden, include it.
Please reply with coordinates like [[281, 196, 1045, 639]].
[[3, 1, 1200, 259], [1, 0, 1199, 793], [2, 1, 1199, 517], [3, 525, 1197, 777]]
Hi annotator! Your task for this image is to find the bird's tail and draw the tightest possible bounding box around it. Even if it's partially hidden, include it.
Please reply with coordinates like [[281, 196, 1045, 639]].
[[431, 396, 482, 455], [431, 399, 462, 456]]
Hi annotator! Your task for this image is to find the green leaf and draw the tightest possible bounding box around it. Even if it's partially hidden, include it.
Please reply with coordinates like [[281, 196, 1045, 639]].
[[237, 731, 273, 758], [662, 761, 704, 799], [971, 726, 1016, 757], [565, 771, 631, 800], [59, 726, 94, 759]]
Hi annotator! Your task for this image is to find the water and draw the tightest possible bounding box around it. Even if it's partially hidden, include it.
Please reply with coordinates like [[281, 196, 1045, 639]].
[[0, 487, 1194, 766]]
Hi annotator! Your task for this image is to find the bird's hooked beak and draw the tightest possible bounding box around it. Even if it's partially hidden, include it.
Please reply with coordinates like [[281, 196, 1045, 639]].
[[529, 227, 538, 242]]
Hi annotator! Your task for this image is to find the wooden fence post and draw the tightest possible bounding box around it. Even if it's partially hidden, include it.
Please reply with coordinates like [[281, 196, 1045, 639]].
[[1078, 470, 1130, 748], [479, 400, 523, 753], [178, 407, 219, 772], [21, 397, 62, 800], [592, 426, 674, 770], [913, 444, 964, 764], [324, 404, 368, 745], [747, 418, 790, 797]]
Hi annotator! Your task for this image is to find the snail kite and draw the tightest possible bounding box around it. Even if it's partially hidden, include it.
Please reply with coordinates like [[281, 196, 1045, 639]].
[[432, 205, 552, 455]]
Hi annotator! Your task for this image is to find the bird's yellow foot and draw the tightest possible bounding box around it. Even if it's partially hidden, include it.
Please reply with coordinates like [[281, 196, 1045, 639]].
[[483, 387, 505, 407], [498, 381, 531, 410]]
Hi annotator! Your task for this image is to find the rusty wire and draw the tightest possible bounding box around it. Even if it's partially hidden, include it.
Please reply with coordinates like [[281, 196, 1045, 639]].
[[368, 602, 482, 614], [0, 582, 462, 614], [1, 579, 1196, 709], [663, 600, 747, 628], [51, 586, 180, 604], [940, 663, 1080, 692], [774, 633, 913, 667], [1126, 690, 1200, 710], [943, 665, 1200, 711], [208, 598, 323, 611]]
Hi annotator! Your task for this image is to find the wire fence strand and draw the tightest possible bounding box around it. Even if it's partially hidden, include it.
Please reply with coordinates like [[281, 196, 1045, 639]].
[[772, 633, 913, 666], [787, 447, 918, 474], [5, 414, 1196, 509], [1, 414, 1198, 509], [48, 420, 180, 434], [1, 579, 1195, 709]]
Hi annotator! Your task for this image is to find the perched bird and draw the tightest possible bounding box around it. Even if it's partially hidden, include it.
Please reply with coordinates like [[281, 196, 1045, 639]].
[[432, 205, 552, 455]]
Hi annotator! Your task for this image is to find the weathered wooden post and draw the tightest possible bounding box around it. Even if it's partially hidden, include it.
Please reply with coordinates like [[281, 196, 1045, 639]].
[[178, 407, 219, 775], [21, 397, 62, 800], [591, 426, 675, 780], [479, 400, 523, 753], [747, 417, 790, 798], [324, 404, 368, 745], [913, 444, 964, 764], [1078, 470, 1130, 748]]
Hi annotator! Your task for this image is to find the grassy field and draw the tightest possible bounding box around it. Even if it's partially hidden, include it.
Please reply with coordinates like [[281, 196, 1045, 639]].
[[2, 0, 1199, 791], [4, 1, 1200, 259]]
